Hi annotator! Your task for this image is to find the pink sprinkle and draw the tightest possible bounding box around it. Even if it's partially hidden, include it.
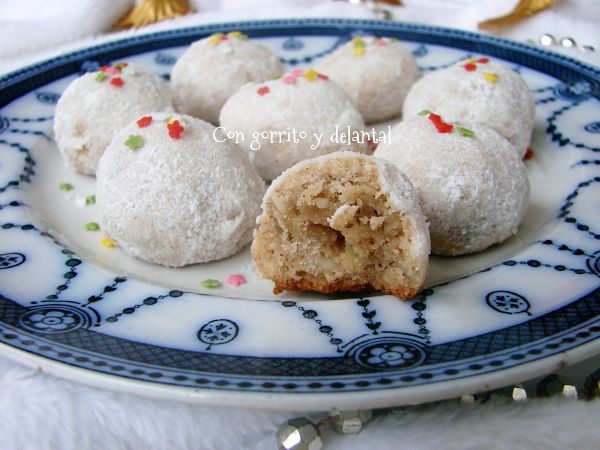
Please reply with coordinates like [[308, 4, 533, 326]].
[[289, 69, 304, 77], [373, 38, 386, 46], [104, 67, 120, 75], [226, 274, 246, 287], [282, 75, 297, 85]]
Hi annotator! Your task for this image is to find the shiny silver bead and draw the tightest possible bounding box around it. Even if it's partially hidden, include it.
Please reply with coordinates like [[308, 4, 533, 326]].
[[536, 374, 578, 399], [580, 45, 596, 52], [583, 368, 600, 399], [277, 417, 323, 450], [329, 409, 373, 434], [560, 37, 577, 48], [539, 34, 557, 46], [512, 384, 528, 401]]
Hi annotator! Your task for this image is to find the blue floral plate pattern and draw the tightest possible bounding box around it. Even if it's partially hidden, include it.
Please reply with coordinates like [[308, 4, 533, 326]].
[[0, 19, 599, 410]]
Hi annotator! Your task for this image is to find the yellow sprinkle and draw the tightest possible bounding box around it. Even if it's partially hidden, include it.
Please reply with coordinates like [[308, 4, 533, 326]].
[[208, 33, 224, 45], [304, 68, 318, 81], [167, 116, 175, 125], [483, 72, 499, 83], [100, 234, 116, 248], [465, 58, 478, 63], [352, 37, 363, 45], [227, 31, 247, 39], [353, 47, 365, 57]]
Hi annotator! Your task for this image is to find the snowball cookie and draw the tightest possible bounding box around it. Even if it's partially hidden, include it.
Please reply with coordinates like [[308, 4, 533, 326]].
[[54, 62, 172, 175], [252, 151, 430, 298], [403, 57, 535, 158], [220, 68, 369, 181], [96, 113, 265, 267], [316, 36, 420, 123], [376, 112, 529, 256], [170, 31, 283, 124]]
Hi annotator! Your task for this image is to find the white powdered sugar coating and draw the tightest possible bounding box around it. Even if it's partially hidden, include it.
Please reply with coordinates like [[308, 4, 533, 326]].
[[170, 36, 283, 124], [96, 113, 265, 267], [376, 116, 529, 255], [316, 37, 421, 123], [403, 59, 535, 157], [219, 72, 368, 181], [53, 64, 172, 175]]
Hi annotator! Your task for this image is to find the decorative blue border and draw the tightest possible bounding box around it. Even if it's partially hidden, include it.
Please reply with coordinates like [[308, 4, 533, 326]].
[[1, 18, 600, 395]]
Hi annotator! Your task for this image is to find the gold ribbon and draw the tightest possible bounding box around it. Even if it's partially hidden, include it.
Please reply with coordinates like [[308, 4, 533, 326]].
[[479, 0, 556, 29]]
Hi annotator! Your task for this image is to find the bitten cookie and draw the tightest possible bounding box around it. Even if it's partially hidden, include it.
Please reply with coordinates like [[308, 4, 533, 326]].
[[316, 36, 421, 123], [376, 112, 529, 256], [96, 113, 265, 267], [53, 62, 172, 175], [403, 57, 535, 157], [220, 68, 368, 181], [170, 31, 283, 124], [251, 151, 430, 298]]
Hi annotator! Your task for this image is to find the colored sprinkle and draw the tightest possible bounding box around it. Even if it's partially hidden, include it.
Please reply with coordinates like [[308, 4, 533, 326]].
[[428, 113, 454, 133], [85, 222, 100, 232], [373, 38, 387, 46], [208, 33, 225, 45], [478, 57, 490, 64], [317, 73, 329, 80], [303, 68, 318, 81], [85, 195, 96, 205], [137, 116, 153, 128], [225, 274, 246, 287], [167, 120, 184, 139], [483, 72, 499, 83], [110, 77, 124, 87], [257, 86, 270, 96], [457, 127, 475, 137], [113, 62, 128, 70], [95, 72, 108, 82], [353, 37, 366, 57], [290, 69, 304, 77], [465, 58, 478, 63], [227, 31, 247, 40], [201, 279, 221, 289], [463, 63, 477, 71], [282, 75, 297, 85], [100, 234, 116, 248], [125, 134, 144, 150], [59, 182, 73, 191], [418, 109, 431, 116], [524, 148, 535, 160], [104, 67, 120, 75], [99, 65, 110, 72], [353, 46, 365, 57]]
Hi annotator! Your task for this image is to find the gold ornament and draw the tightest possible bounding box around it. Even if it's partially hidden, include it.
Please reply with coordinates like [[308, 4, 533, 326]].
[[114, 0, 193, 29], [478, 0, 556, 29]]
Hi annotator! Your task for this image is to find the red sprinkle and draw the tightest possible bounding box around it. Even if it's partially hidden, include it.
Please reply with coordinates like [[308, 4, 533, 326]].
[[137, 116, 152, 128], [524, 148, 535, 160], [167, 120, 184, 139], [478, 57, 490, 63], [463, 63, 477, 72], [428, 113, 454, 133], [317, 73, 329, 80], [110, 77, 124, 87], [100, 65, 110, 72], [257, 86, 270, 96]]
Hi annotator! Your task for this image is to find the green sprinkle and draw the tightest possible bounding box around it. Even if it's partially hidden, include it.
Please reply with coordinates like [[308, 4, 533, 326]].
[[458, 127, 475, 137], [59, 182, 73, 191], [418, 109, 431, 116], [95, 72, 107, 82], [114, 62, 127, 69], [201, 279, 220, 289], [85, 222, 100, 231], [85, 195, 96, 205], [125, 134, 144, 150]]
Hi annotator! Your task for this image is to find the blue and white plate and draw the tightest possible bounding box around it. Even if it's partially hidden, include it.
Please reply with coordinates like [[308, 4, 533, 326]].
[[0, 19, 599, 410]]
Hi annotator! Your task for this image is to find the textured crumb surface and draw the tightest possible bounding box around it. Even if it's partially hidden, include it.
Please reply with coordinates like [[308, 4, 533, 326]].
[[376, 116, 530, 256], [170, 36, 283, 124], [53, 63, 173, 175], [220, 69, 368, 181], [96, 113, 265, 267], [316, 37, 421, 123], [251, 151, 430, 298], [403, 59, 535, 157]]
